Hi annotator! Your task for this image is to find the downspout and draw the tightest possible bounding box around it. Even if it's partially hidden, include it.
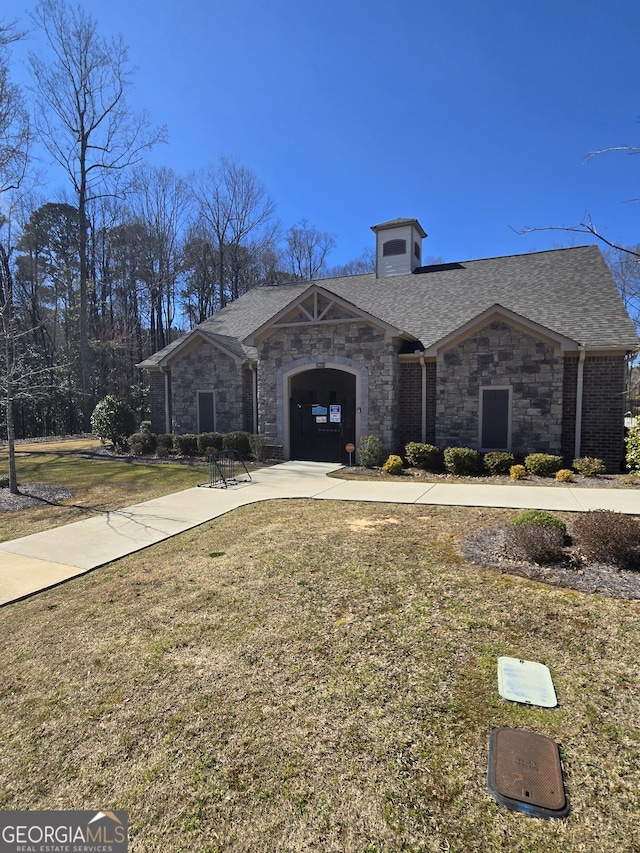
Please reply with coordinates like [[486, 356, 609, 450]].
[[251, 362, 258, 435], [419, 353, 427, 443], [161, 367, 171, 434], [574, 344, 586, 460]]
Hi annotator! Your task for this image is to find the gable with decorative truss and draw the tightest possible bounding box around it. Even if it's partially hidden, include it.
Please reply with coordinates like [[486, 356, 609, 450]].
[[244, 284, 408, 346]]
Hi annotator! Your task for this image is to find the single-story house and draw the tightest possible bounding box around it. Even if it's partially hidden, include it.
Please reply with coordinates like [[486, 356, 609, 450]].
[[138, 218, 639, 472]]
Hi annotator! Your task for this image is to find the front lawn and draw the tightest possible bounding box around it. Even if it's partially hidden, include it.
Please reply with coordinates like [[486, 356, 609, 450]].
[[1, 499, 638, 852]]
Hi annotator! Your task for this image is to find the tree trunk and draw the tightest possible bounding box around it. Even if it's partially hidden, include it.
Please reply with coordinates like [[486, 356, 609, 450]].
[[79, 164, 92, 431], [0, 241, 19, 493]]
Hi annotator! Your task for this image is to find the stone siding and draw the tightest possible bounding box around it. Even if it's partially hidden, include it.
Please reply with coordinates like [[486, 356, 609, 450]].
[[170, 339, 245, 434], [436, 320, 564, 455], [257, 322, 399, 451]]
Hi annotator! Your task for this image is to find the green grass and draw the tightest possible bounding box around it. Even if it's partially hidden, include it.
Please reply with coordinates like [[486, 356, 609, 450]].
[[0, 438, 206, 540], [0, 490, 639, 851]]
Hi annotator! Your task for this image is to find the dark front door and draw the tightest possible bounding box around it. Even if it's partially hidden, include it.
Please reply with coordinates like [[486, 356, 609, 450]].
[[481, 388, 510, 449], [289, 369, 356, 462]]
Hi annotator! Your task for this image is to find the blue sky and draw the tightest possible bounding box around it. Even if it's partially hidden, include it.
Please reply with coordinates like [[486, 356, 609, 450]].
[[6, 0, 640, 267]]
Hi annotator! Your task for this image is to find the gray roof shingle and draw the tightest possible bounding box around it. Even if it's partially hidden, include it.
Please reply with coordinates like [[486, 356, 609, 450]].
[[139, 245, 639, 368]]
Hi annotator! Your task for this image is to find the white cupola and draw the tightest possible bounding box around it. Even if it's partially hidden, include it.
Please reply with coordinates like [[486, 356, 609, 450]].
[[370, 218, 427, 278]]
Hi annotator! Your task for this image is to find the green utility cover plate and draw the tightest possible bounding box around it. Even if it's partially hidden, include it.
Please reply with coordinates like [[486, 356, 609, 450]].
[[488, 728, 570, 818], [498, 657, 557, 707]]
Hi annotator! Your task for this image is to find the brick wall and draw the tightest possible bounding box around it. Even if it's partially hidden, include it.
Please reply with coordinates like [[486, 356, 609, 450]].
[[146, 371, 167, 434], [399, 362, 422, 448], [580, 355, 627, 473], [561, 356, 578, 463], [242, 367, 255, 432]]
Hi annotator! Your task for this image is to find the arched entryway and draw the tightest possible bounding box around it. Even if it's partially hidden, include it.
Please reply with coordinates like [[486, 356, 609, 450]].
[[289, 368, 356, 462]]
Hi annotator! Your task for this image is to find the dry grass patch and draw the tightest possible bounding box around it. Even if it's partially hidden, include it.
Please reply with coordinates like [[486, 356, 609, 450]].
[[0, 440, 205, 540], [1, 501, 639, 852]]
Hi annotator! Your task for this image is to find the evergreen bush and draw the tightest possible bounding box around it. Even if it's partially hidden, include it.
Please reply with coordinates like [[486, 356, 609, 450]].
[[483, 451, 515, 475], [90, 395, 136, 452], [625, 427, 640, 472], [222, 431, 252, 458], [572, 456, 606, 476], [404, 442, 442, 471], [156, 434, 175, 457], [512, 510, 567, 536], [556, 468, 575, 483], [358, 435, 386, 468], [197, 432, 224, 455], [443, 446, 480, 476], [509, 464, 527, 480], [524, 453, 563, 477], [173, 433, 198, 456], [249, 433, 267, 462], [128, 431, 157, 456]]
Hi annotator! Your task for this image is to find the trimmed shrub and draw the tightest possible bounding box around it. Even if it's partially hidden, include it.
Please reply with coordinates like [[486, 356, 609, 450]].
[[512, 510, 567, 536], [510, 464, 527, 480], [625, 427, 640, 472], [197, 432, 224, 455], [382, 454, 404, 475], [222, 431, 252, 459], [572, 456, 606, 476], [443, 446, 481, 476], [484, 451, 516, 475], [128, 431, 157, 456], [173, 433, 198, 456], [524, 453, 563, 477], [556, 468, 575, 483], [404, 442, 442, 471], [571, 510, 640, 568], [90, 395, 136, 452], [139, 421, 153, 435], [156, 434, 175, 457], [249, 433, 267, 462], [508, 523, 566, 565], [358, 435, 386, 469]]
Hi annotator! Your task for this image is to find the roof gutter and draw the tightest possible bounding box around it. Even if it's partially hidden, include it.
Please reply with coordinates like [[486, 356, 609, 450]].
[[574, 344, 586, 460]]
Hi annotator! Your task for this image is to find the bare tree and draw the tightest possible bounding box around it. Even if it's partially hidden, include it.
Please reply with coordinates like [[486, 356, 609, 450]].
[[0, 21, 30, 493], [327, 246, 376, 278], [128, 164, 192, 350], [519, 144, 640, 260], [28, 0, 165, 427], [190, 156, 278, 309], [283, 219, 336, 280]]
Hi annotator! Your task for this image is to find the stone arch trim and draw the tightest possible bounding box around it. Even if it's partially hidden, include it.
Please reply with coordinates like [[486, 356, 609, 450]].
[[276, 355, 369, 457]]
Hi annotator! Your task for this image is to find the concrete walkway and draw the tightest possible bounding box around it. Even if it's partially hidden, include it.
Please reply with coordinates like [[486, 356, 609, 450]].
[[1, 461, 639, 605]]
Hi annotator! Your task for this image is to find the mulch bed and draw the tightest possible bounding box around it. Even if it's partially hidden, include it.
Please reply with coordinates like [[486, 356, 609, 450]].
[[460, 525, 640, 600], [0, 484, 75, 513]]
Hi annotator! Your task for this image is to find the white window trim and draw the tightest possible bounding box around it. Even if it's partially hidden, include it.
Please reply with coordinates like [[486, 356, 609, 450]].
[[479, 385, 512, 451], [197, 389, 216, 433]]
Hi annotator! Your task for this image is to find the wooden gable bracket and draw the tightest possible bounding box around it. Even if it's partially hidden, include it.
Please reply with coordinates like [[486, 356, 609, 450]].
[[244, 284, 413, 346]]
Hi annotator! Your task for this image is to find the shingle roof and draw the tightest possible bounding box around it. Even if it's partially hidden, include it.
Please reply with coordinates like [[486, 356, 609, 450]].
[[139, 245, 639, 368]]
